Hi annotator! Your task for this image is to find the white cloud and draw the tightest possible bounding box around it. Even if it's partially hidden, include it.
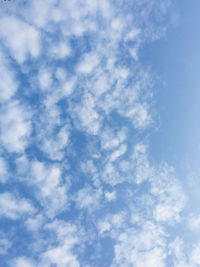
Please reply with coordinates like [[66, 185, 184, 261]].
[[77, 53, 99, 74], [104, 190, 116, 202], [31, 161, 68, 218], [0, 101, 31, 153], [0, 1, 187, 266], [154, 201, 183, 223], [190, 243, 200, 266], [41, 126, 69, 160], [15, 155, 30, 177], [168, 238, 200, 267], [11, 257, 35, 267], [127, 103, 151, 128], [111, 222, 166, 267], [0, 52, 18, 102], [40, 220, 80, 267], [50, 42, 71, 59], [61, 76, 77, 97], [98, 220, 111, 235], [168, 237, 188, 267], [26, 214, 44, 232], [38, 68, 52, 91], [0, 238, 11, 255], [0, 16, 40, 63], [110, 144, 127, 162], [124, 28, 140, 42], [97, 211, 127, 238], [151, 164, 186, 223], [72, 92, 102, 135], [40, 244, 80, 267], [75, 186, 102, 211], [101, 128, 126, 150], [188, 214, 200, 230], [133, 143, 154, 184], [0, 157, 8, 183], [0, 192, 36, 220], [98, 212, 126, 236], [102, 162, 121, 186]]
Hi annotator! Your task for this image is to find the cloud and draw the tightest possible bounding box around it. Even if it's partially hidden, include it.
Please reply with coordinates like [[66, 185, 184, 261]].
[[10, 257, 35, 267], [110, 144, 127, 162], [188, 214, 200, 230], [111, 222, 167, 267], [30, 161, 68, 218], [40, 220, 80, 267], [0, 192, 36, 220], [40, 245, 80, 267], [98, 211, 126, 235], [0, 101, 31, 153], [0, 0, 188, 266], [50, 41, 71, 59], [0, 157, 8, 183], [0, 238, 11, 255], [169, 238, 200, 267], [0, 16, 40, 63], [38, 68, 53, 91], [71, 91, 102, 135], [75, 186, 102, 211], [190, 243, 200, 266], [0, 51, 18, 102], [101, 128, 127, 151], [77, 53, 99, 75], [40, 126, 69, 161], [104, 190, 116, 202], [151, 164, 186, 223], [25, 214, 44, 233], [168, 237, 188, 267]]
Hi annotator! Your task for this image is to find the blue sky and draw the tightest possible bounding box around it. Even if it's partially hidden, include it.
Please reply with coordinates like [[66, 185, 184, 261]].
[[0, 0, 200, 266]]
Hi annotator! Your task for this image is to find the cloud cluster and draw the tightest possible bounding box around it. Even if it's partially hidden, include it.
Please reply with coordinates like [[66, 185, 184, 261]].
[[0, 0, 195, 266]]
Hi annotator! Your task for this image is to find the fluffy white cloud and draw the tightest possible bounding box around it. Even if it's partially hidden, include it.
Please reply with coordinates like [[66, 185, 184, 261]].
[[104, 190, 116, 202], [31, 161, 68, 218], [188, 214, 200, 230], [168, 237, 189, 267], [101, 128, 127, 151], [110, 144, 127, 162], [98, 211, 126, 235], [72, 92, 102, 135], [40, 220, 80, 267], [0, 192, 36, 220], [41, 126, 69, 160], [0, 16, 40, 63], [0, 51, 18, 102], [0, 101, 31, 153], [111, 222, 166, 267], [25, 214, 44, 232], [0, 157, 8, 183], [10, 257, 35, 267], [151, 164, 186, 223], [190, 243, 200, 266], [75, 186, 102, 211], [77, 53, 99, 74], [133, 143, 154, 184], [38, 68, 52, 91], [50, 42, 71, 59]]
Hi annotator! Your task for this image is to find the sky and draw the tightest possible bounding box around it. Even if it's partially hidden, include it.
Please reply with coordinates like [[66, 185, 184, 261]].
[[0, 0, 200, 266]]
